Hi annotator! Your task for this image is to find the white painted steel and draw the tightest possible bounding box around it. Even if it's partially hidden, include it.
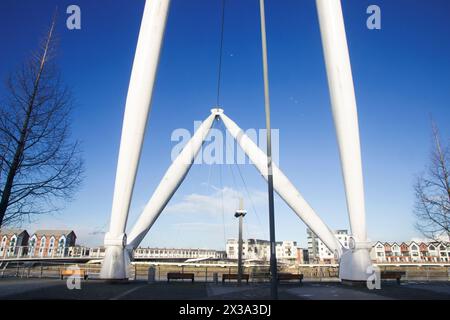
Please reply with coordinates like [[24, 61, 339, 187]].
[[126, 111, 218, 248], [101, 0, 373, 282], [220, 112, 343, 257], [101, 0, 171, 279], [316, 0, 371, 280]]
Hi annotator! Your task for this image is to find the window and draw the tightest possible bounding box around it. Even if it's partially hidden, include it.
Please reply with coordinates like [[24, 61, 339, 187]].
[[48, 237, 56, 256], [9, 236, 17, 248], [1, 236, 7, 247], [57, 237, 66, 256], [0, 236, 7, 256], [28, 237, 37, 257], [7, 236, 17, 256], [39, 237, 46, 256]]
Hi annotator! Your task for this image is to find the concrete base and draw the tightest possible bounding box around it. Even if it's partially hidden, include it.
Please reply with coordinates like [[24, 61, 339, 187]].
[[339, 247, 372, 282], [100, 246, 128, 280]]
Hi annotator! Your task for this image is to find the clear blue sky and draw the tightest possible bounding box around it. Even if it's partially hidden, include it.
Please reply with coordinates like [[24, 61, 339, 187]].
[[0, 0, 449, 249]]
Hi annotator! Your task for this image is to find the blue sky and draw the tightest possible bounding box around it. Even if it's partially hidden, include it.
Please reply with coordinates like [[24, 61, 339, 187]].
[[0, 0, 449, 249]]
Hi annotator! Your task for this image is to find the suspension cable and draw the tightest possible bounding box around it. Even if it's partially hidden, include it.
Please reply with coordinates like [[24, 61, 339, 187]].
[[216, 0, 226, 106], [203, 120, 227, 245], [218, 160, 227, 246], [235, 162, 266, 237]]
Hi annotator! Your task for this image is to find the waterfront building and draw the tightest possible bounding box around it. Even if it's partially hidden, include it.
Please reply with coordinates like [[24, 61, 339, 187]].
[[307, 229, 350, 264], [28, 230, 76, 258], [370, 241, 450, 263], [0, 229, 29, 258], [225, 238, 298, 264]]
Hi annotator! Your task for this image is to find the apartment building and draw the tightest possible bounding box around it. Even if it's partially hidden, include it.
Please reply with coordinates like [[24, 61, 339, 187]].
[[307, 229, 350, 264], [226, 238, 298, 264]]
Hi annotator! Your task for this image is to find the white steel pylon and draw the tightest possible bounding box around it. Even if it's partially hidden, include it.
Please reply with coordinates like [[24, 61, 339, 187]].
[[316, 0, 372, 281], [101, 0, 372, 282], [100, 0, 171, 280], [125, 108, 342, 260]]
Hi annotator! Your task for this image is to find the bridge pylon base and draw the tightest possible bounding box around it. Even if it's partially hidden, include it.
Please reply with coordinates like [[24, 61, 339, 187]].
[[100, 232, 130, 280], [339, 244, 372, 282]]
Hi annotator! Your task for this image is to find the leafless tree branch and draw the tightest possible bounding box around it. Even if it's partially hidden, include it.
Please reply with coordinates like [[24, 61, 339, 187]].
[[414, 121, 450, 241], [0, 15, 84, 227]]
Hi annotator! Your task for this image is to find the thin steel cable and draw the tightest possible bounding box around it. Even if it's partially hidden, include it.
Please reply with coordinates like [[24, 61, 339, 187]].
[[218, 161, 227, 246], [235, 162, 266, 238], [216, 0, 226, 106], [203, 120, 227, 246], [205, 120, 217, 190]]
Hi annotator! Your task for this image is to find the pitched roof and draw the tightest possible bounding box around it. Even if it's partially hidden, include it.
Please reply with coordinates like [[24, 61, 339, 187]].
[[32, 230, 75, 237], [0, 229, 28, 236]]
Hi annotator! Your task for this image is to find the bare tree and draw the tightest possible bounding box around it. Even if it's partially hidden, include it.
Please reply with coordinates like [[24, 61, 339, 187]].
[[0, 17, 83, 227], [414, 122, 450, 241]]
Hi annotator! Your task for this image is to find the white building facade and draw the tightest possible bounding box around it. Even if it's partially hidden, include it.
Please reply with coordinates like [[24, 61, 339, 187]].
[[226, 239, 298, 264], [308, 229, 350, 264]]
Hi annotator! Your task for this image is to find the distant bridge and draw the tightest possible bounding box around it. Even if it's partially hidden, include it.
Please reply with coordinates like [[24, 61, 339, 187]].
[[0, 245, 227, 265]]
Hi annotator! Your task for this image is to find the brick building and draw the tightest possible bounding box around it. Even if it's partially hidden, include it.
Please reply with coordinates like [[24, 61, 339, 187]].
[[0, 229, 29, 258], [28, 230, 76, 257]]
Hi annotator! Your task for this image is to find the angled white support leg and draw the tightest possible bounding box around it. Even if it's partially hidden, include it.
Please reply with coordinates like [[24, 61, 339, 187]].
[[316, 0, 372, 281], [126, 110, 219, 249], [101, 0, 171, 280], [220, 112, 343, 257]]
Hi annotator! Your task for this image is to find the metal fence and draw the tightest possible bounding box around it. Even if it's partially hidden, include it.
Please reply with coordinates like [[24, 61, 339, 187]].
[[1, 261, 449, 283]]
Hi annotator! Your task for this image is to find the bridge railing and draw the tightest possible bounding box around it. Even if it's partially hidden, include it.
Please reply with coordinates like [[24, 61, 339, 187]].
[[1, 259, 450, 282], [0, 245, 93, 260]]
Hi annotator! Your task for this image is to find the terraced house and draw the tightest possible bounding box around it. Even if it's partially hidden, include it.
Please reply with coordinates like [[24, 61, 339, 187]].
[[0, 229, 29, 258], [27, 230, 77, 258], [371, 241, 450, 263]]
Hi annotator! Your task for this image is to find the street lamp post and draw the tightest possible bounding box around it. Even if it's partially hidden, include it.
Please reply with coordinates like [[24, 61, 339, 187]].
[[259, 0, 278, 299], [234, 198, 247, 285]]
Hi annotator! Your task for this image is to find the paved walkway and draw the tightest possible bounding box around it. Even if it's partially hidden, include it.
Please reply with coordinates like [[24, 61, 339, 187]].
[[0, 278, 449, 300]]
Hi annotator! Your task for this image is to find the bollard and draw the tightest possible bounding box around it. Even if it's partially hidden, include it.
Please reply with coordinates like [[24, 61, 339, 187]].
[[148, 266, 156, 283], [213, 272, 218, 285]]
